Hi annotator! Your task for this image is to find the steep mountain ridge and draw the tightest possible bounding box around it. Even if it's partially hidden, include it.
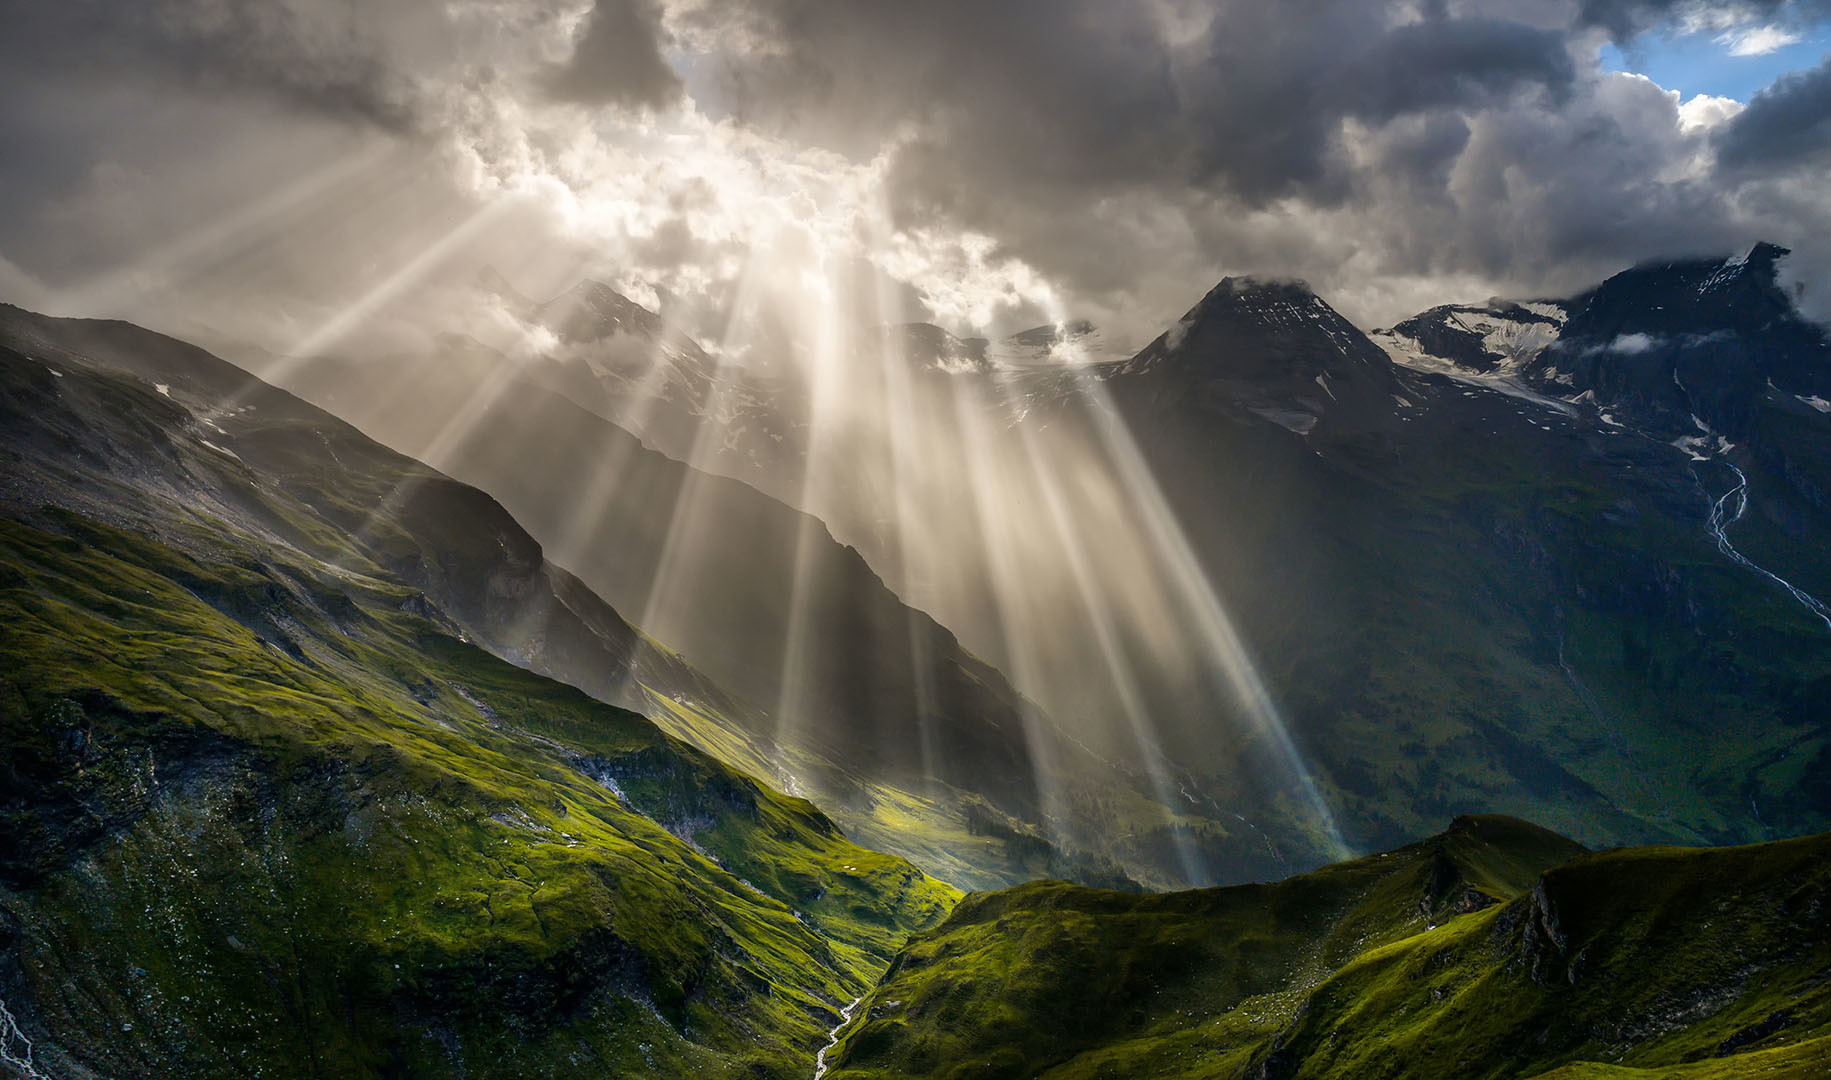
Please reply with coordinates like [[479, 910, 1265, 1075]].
[[0, 306, 722, 727], [0, 315, 961, 1077], [277, 343, 1043, 792], [1376, 244, 1831, 446], [187, 319, 1234, 892], [1380, 243, 1831, 610], [1527, 244, 1829, 441]]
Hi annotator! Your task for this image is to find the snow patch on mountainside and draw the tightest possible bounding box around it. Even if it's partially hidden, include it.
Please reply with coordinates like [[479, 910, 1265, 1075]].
[[1372, 314, 1577, 419], [1248, 406, 1320, 435], [1674, 413, 1735, 461], [1473, 310, 1564, 367], [1696, 252, 1752, 296], [1474, 375, 1579, 415], [1371, 302, 1565, 378], [1368, 330, 1454, 374]]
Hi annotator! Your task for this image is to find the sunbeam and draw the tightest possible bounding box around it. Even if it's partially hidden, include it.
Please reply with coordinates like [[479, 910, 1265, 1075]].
[[242, 195, 518, 406], [866, 318, 944, 783], [634, 241, 773, 639], [979, 363, 1212, 885], [50, 143, 398, 321], [942, 376, 1082, 857], [1050, 344, 1352, 860], [772, 252, 856, 757]]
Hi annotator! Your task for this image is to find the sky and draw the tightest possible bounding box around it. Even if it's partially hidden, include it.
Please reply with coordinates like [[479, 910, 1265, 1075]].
[[1602, 8, 1829, 99], [0, 0, 1828, 357]]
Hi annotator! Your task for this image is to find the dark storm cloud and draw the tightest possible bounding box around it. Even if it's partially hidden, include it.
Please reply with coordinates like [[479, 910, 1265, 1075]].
[[1415, 77, 1741, 270], [1338, 17, 1575, 119], [672, 0, 1831, 328], [0, 1, 419, 132], [544, 0, 681, 109], [673, 2, 1649, 324], [1368, 112, 1474, 187], [697, 2, 1182, 185], [1715, 55, 1831, 171], [0, 0, 1826, 343], [693, 3, 1574, 207]]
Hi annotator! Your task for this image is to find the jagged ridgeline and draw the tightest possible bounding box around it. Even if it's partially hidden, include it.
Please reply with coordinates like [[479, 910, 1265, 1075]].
[[0, 306, 1251, 900], [822, 817, 1831, 1079], [0, 312, 958, 1077]]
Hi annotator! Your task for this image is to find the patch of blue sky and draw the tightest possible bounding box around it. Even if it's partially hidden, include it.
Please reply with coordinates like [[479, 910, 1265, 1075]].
[[1601, 18, 1830, 103]]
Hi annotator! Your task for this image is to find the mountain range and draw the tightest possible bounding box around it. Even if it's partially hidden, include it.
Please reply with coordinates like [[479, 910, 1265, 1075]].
[[2, 241, 1829, 1077], [250, 328, 1223, 892], [256, 242, 1831, 874]]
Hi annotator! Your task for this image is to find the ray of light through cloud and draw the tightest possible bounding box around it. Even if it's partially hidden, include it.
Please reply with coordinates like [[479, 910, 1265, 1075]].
[[6, 0, 1831, 890]]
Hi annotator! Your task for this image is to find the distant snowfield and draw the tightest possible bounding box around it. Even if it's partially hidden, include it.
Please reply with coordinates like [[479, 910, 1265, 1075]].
[[1370, 314, 1576, 418]]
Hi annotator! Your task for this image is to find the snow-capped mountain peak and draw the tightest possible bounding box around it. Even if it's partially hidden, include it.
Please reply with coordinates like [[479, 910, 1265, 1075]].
[[1374, 241, 1830, 449], [1118, 277, 1389, 381], [1096, 276, 1420, 438]]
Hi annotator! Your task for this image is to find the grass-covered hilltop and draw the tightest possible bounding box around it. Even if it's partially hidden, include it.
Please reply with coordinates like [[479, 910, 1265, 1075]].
[[823, 816, 1831, 1079]]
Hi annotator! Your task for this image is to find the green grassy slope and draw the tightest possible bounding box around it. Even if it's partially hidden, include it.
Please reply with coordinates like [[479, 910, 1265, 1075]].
[[824, 817, 1831, 1080], [0, 510, 958, 1078], [0, 350, 959, 1075], [2, 305, 1200, 894]]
